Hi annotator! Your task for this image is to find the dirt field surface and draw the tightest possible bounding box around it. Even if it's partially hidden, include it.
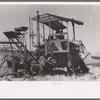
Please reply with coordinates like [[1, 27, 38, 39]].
[[0, 58, 100, 81]]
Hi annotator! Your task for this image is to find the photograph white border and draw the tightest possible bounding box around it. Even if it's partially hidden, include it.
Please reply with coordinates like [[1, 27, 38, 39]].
[[0, 2, 100, 98]]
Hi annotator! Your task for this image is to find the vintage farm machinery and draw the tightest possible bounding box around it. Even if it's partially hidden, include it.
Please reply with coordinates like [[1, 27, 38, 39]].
[[29, 11, 90, 75], [0, 11, 90, 80]]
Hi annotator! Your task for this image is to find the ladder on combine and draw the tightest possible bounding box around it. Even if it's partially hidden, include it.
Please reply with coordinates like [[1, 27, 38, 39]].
[[3, 31, 37, 61]]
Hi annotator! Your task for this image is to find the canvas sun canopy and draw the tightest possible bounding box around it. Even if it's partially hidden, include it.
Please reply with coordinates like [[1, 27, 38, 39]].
[[32, 13, 84, 30], [32, 13, 66, 30]]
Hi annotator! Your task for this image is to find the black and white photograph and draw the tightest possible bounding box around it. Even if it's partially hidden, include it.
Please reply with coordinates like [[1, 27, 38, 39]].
[[0, 3, 100, 81]]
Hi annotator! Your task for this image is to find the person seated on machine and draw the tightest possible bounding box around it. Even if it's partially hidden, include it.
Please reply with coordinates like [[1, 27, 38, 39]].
[[55, 29, 64, 40]]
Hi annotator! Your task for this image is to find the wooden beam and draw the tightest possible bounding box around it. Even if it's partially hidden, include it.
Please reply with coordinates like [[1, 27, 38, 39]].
[[53, 50, 69, 53], [50, 39, 68, 43], [49, 32, 67, 36]]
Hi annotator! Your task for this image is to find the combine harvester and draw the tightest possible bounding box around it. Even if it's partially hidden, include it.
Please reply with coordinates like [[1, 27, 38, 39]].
[[0, 11, 91, 80], [29, 11, 91, 75]]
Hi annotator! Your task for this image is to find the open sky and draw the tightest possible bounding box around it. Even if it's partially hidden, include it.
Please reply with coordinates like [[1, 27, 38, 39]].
[[0, 4, 100, 56]]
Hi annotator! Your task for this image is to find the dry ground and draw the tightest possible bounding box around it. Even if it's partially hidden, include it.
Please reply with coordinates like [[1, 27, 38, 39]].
[[0, 58, 100, 81]]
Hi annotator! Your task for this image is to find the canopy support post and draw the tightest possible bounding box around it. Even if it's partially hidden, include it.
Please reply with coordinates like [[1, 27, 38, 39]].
[[43, 24, 45, 42], [72, 22, 75, 41], [32, 20, 34, 47], [36, 11, 40, 48], [29, 15, 31, 52], [66, 22, 69, 54], [49, 15, 51, 40]]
